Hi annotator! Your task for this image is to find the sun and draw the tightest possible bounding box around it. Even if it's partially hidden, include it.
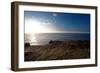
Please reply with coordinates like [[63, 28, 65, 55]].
[[25, 19, 46, 34], [25, 19, 56, 34]]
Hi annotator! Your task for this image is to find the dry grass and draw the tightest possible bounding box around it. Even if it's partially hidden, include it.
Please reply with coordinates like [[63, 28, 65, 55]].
[[24, 40, 90, 61]]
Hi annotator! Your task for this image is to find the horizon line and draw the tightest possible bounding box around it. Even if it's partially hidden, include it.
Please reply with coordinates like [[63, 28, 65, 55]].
[[25, 32, 90, 34]]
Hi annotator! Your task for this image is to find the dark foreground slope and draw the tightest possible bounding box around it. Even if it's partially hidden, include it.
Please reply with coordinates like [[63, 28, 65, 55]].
[[24, 40, 90, 61]]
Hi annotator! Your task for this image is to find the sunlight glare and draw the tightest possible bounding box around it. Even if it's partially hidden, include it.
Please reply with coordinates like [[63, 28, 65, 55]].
[[25, 19, 45, 33]]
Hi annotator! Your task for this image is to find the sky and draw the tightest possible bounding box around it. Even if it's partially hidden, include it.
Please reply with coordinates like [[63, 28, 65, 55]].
[[24, 11, 90, 34]]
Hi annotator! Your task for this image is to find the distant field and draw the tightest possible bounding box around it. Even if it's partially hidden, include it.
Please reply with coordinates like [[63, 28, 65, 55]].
[[24, 40, 90, 61]]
